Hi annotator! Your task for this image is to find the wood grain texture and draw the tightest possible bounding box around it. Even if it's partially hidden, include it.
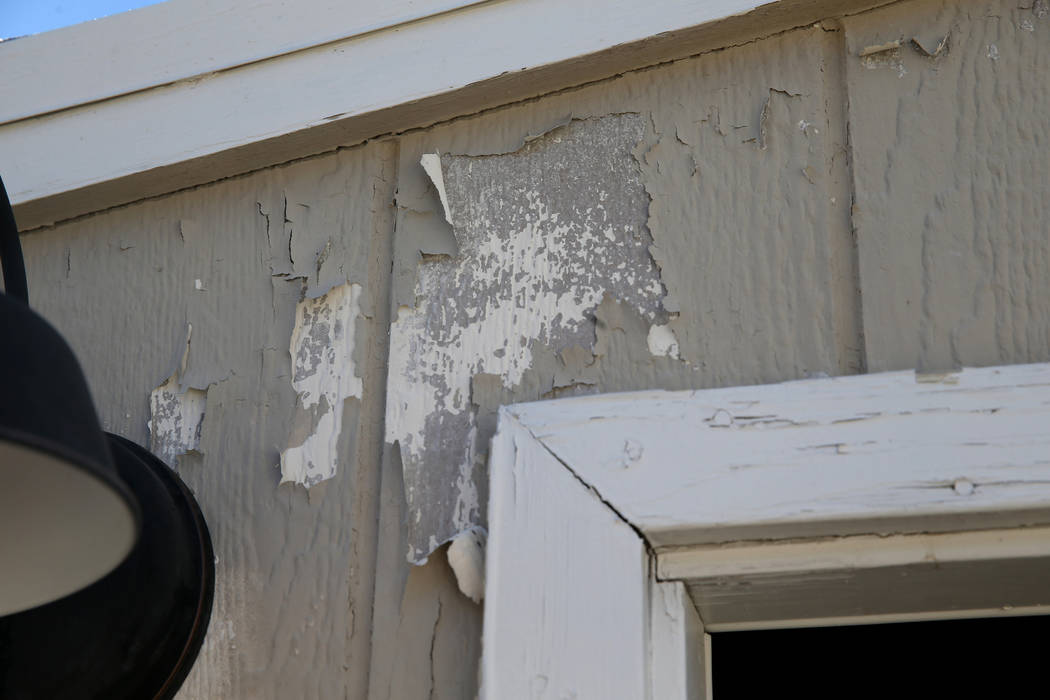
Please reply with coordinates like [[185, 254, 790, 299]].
[[845, 0, 1050, 372], [510, 363, 1050, 546], [482, 412, 649, 700]]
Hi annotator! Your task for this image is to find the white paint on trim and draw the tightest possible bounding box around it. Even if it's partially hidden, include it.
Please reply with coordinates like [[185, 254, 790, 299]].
[[649, 579, 708, 700], [658, 526, 1050, 581], [481, 411, 648, 700], [1, 0, 783, 211], [660, 526, 1050, 629], [511, 363, 1050, 546], [484, 362, 1050, 696], [0, 0, 494, 126]]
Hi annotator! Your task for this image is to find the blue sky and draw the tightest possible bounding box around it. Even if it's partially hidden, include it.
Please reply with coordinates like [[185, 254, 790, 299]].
[[2, 0, 165, 39]]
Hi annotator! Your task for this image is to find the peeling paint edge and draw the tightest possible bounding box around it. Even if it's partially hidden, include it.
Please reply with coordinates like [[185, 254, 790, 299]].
[[420, 153, 453, 226]]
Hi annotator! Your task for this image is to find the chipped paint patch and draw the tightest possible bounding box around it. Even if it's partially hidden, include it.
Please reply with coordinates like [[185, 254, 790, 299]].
[[149, 377, 206, 467], [447, 527, 487, 604], [149, 323, 206, 467], [387, 115, 668, 562], [859, 40, 907, 77], [647, 323, 681, 359], [280, 282, 364, 487]]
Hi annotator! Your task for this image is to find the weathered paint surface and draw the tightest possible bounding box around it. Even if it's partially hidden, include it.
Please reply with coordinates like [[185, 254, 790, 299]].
[[386, 21, 860, 568], [281, 282, 364, 487], [14, 0, 1050, 697], [22, 142, 395, 700], [149, 323, 208, 467], [149, 376, 207, 467], [387, 115, 669, 561]]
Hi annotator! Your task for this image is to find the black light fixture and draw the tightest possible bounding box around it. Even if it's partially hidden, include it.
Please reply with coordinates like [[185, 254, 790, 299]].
[[0, 176, 214, 698]]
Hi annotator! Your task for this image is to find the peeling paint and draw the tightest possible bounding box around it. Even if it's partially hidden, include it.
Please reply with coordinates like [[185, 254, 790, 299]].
[[280, 282, 364, 488], [911, 32, 950, 57], [860, 42, 907, 77], [647, 323, 681, 359], [149, 324, 207, 467], [149, 377, 207, 467], [446, 527, 486, 604], [387, 115, 668, 562], [859, 38, 903, 56], [420, 153, 453, 226]]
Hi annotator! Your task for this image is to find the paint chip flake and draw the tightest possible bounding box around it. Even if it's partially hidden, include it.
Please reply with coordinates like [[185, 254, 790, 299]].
[[447, 527, 487, 603], [280, 282, 364, 488], [859, 39, 902, 56], [647, 323, 680, 359], [420, 153, 453, 226], [149, 378, 206, 467], [149, 324, 206, 466]]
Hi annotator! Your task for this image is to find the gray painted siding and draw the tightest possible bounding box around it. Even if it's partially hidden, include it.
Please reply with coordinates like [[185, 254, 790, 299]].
[[15, 0, 1049, 697], [845, 0, 1050, 372]]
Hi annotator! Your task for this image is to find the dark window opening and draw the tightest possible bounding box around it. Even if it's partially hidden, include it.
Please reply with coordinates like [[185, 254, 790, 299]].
[[711, 615, 1047, 699]]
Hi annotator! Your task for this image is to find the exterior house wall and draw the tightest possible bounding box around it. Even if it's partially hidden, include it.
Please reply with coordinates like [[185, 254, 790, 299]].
[[14, 0, 1049, 697]]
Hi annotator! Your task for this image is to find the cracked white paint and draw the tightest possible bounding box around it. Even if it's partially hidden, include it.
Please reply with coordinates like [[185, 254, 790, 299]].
[[387, 115, 667, 562], [647, 323, 680, 359], [387, 188, 659, 548], [149, 323, 206, 467], [420, 152, 453, 225], [149, 377, 206, 467], [280, 282, 364, 487], [447, 526, 487, 604]]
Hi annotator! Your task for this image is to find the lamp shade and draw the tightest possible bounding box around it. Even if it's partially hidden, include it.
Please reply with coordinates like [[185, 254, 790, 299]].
[[0, 291, 140, 615], [0, 434, 215, 699], [0, 174, 213, 697]]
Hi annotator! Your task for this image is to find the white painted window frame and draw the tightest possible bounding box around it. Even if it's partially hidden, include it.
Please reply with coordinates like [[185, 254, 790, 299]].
[[481, 363, 1050, 699]]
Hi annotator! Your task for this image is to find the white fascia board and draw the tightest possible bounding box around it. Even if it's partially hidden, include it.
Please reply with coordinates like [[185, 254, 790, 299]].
[[0, 0, 784, 223], [0, 0, 494, 126], [508, 363, 1050, 547]]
